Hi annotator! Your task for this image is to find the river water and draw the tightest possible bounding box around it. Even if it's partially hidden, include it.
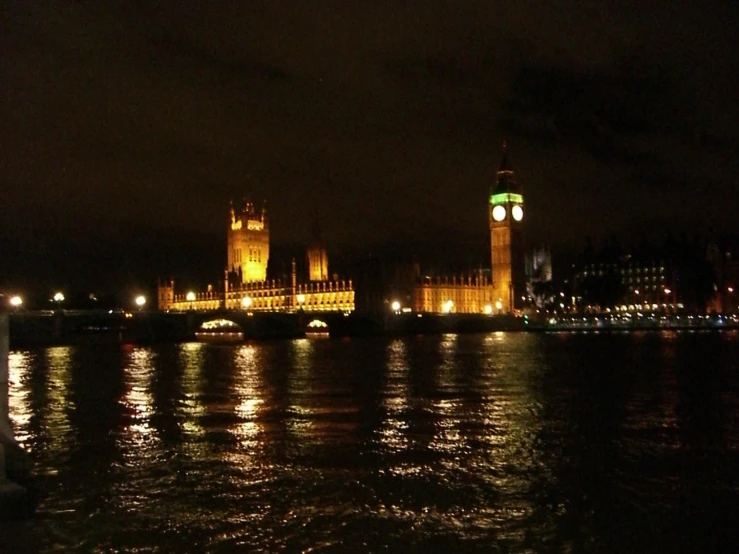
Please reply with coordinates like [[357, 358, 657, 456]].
[[4, 331, 739, 553]]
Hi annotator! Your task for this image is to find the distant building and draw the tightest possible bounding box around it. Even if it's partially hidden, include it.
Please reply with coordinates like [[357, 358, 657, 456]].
[[158, 198, 354, 313], [571, 235, 722, 313], [413, 272, 494, 314], [526, 245, 553, 309], [306, 223, 329, 282], [228, 199, 269, 283], [527, 245, 552, 283], [384, 143, 527, 315], [489, 143, 526, 313], [160, 144, 531, 317], [707, 236, 739, 314]]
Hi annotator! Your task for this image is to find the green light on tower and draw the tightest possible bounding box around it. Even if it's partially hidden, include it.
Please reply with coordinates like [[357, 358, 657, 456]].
[[490, 193, 523, 205]]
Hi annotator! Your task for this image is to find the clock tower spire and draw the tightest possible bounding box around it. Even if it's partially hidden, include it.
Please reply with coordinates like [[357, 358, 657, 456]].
[[489, 141, 526, 313]]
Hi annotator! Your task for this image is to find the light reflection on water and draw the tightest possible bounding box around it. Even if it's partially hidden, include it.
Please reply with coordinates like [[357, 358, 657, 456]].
[[6, 331, 739, 553]]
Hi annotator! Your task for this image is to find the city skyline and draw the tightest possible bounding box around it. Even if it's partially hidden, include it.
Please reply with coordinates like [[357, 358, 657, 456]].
[[2, 2, 738, 293]]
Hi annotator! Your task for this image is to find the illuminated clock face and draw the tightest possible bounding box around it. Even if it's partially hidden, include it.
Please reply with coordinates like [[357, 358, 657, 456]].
[[492, 205, 506, 222], [512, 205, 523, 221]]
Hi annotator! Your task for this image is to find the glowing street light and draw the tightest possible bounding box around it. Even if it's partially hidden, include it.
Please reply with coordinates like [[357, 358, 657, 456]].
[[484, 304, 493, 314], [186, 291, 196, 311], [135, 295, 146, 308], [495, 299, 503, 312], [53, 292, 65, 303], [442, 300, 453, 314], [391, 300, 401, 312], [10, 295, 22, 308], [664, 288, 671, 295], [241, 296, 252, 310]]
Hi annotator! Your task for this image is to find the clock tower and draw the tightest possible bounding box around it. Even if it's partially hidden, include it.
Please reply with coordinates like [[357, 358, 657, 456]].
[[489, 142, 526, 313]]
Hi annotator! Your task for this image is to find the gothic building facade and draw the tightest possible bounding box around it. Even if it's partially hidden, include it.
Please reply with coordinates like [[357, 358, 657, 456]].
[[489, 144, 526, 313], [158, 198, 354, 313], [159, 145, 529, 317], [227, 199, 269, 283], [407, 144, 527, 314]]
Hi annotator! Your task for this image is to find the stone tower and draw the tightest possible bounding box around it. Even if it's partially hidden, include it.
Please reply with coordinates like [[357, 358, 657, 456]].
[[306, 222, 329, 281], [227, 198, 269, 283], [157, 279, 175, 311], [489, 143, 526, 313]]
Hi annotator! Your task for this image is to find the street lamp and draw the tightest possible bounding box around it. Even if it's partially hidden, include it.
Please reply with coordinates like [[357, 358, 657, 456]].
[[391, 300, 401, 313], [662, 288, 672, 312], [135, 295, 146, 309], [442, 300, 453, 314], [495, 299, 503, 313], [484, 304, 493, 315], [297, 293, 305, 310], [10, 295, 22, 308], [53, 291, 64, 311], [241, 296, 252, 310], [186, 291, 196, 311]]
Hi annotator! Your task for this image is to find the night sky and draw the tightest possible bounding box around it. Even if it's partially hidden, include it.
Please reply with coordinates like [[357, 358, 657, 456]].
[[2, 1, 738, 295]]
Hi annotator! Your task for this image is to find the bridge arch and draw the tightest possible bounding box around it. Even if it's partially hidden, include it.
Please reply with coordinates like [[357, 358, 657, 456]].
[[305, 318, 330, 335], [195, 318, 244, 341]]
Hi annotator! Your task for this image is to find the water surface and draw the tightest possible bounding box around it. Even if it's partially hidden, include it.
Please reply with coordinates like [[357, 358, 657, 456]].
[[6, 331, 739, 552]]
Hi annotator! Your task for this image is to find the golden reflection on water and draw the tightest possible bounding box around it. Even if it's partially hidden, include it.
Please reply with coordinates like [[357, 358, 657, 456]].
[[178, 342, 206, 438], [44, 347, 74, 456], [120, 347, 157, 449], [286, 339, 316, 441], [481, 335, 545, 531], [429, 397, 463, 454], [8, 350, 33, 443], [5, 333, 739, 551], [231, 344, 264, 453], [430, 337, 462, 454], [379, 339, 410, 453]]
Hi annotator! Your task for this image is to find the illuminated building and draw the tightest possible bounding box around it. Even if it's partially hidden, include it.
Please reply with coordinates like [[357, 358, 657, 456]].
[[158, 199, 354, 313], [489, 142, 526, 313], [413, 272, 494, 314], [306, 223, 329, 282], [228, 198, 269, 283], [570, 236, 723, 313], [161, 142, 531, 317], [390, 143, 525, 315]]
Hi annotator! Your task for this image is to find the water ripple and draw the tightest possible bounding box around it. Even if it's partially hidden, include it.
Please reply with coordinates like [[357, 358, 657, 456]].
[[7, 332, 739, 552]]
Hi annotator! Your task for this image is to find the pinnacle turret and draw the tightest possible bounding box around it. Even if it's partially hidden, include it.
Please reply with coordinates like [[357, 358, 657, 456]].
[[493, 140, 518, 194]]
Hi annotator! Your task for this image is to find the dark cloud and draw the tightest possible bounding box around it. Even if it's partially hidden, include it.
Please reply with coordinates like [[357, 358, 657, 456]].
[[1, 1, 738, 294], [148, 31, 291, 84], [502, 60, 670, 152]]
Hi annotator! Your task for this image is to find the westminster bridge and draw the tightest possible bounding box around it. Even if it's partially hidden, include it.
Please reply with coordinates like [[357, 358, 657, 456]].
[[6, 309, 385, 347], [4, 309, 538, 347], [9, 309, 732, 348]]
